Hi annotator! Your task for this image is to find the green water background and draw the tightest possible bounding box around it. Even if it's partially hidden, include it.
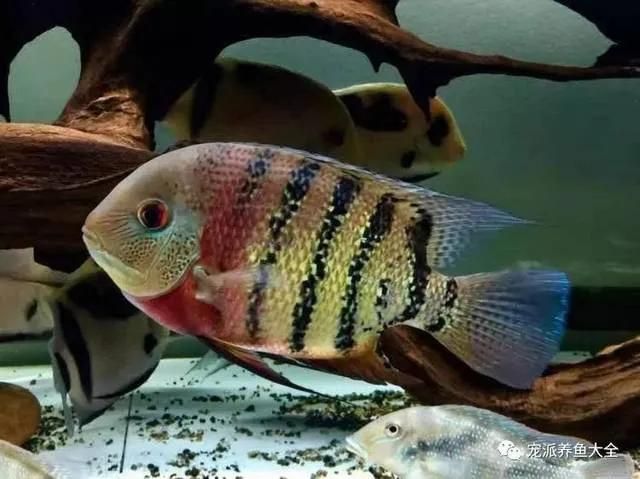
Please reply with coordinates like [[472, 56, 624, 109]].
[[5, 0, 639, 288]]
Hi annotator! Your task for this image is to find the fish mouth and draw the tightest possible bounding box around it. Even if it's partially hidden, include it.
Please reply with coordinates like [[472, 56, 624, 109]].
[[345, 436, 368, 460], [82, 226, 102, 250], [81, 231, 146, 286]]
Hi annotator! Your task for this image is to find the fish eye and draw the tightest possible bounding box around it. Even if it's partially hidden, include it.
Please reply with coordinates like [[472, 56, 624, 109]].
[[137, 199, 170, 231], [385, 423, 402, 438]]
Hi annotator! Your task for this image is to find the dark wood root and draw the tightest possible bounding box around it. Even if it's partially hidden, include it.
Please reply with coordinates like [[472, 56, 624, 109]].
[[0, 123, 151, 262], [3, 0, 640, 144], [550, 0, 640, 46], [379, 326, 640, 449]]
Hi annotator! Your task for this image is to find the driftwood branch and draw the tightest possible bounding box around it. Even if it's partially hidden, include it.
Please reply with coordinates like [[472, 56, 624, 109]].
[[381, 327, 640, 449], [3, 0, 640, 139], [1, 0, 640, 448]]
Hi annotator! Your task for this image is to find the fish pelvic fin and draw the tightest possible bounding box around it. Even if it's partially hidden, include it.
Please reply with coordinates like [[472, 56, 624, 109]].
[[575, 454, 635, 479], [414, 269, 570, 389], [199, 336, 335, 399]]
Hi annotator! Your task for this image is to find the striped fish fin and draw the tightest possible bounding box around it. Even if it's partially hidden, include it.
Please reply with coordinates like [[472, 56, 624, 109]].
[[426, 269, 570, 389], [418, 192, 529, 269]]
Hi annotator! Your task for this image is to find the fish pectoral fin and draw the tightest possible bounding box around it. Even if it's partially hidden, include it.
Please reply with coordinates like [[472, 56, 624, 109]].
[[199, 336, 330, 398], [193, 264, 283, 307]]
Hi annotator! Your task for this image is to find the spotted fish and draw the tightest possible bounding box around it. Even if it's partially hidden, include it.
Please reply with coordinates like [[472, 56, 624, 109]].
[[82, 142, 569, 393], [163, 58, 465, 182], [346, 405, 635, 479], [46, 259, 169, 433], [163, 57, 361, 165], [0, 249, 66, 341], [335, 83, 466, 182]]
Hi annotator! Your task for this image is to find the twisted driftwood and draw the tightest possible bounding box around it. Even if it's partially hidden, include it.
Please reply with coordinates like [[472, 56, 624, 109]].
[[1, 0, 639, 447]]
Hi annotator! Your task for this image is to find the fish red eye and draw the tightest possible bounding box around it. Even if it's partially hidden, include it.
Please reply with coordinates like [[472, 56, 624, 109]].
[[137, 199, 170, 231]]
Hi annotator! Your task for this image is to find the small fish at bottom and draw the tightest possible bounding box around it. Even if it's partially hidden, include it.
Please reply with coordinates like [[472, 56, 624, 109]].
[[346, 405, 635, 479]]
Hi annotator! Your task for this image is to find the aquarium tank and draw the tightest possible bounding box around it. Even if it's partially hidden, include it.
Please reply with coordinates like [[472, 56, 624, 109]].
[[0, 0, 638, 478]]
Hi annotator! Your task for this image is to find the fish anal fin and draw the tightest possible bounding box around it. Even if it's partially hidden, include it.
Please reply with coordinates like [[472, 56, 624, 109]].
[[199, 336, 328, 398], [300, 343, 422, 388]]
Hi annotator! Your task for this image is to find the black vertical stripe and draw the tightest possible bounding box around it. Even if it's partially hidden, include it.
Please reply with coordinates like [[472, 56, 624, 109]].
[[143, 333, 159, 355], [96, 366, 159, 400], [395, 212, 433, 323], [190, 62, 224, 137], [268, 161, 321, 244], [238, 152, 272, 203], [246, 159, 322, 338], [25, 299, 38, 321], [375, 278, 392, 326], [57, 301, 92, 399], [335, 194, 396, 351], [53, 352, 71, 393], [66, 271, 139, 320], [289, 176, 360, 352], [428, 278, 458, 333]]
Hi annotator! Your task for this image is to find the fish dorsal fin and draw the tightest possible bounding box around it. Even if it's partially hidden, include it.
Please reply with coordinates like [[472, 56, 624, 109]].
[[293, 147, 528, 269], [200, 336, 334, 399], [187, 143, 528, 271], [416, 192, 529, 269]]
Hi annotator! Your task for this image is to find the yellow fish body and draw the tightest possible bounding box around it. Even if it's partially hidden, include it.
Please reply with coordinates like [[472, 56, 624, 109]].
[[47, 259, 169, 433], [163, 57, 361, 163], [163, 59, 465, 181], [335, 83, 467, 182], [83, 143, 569, 393]]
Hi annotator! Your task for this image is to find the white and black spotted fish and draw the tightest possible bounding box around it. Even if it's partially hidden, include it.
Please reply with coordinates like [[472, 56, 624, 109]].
[[335, 83, 466, 182], [163, 56, 361, 165], [162, 58, 465, 182], [347, 405, 635, 479], [0, 249, 66, 341], [46, 259, 169, 433]]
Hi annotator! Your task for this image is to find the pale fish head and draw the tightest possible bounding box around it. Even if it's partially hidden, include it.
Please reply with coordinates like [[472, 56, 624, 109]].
[[345, 408, 419, 477], [82, 147, 206, 299]]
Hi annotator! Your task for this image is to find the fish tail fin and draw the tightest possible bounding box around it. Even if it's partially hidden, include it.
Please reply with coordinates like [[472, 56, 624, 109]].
[[575, 455, 635, 479], [424, 269, 570, 389]]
